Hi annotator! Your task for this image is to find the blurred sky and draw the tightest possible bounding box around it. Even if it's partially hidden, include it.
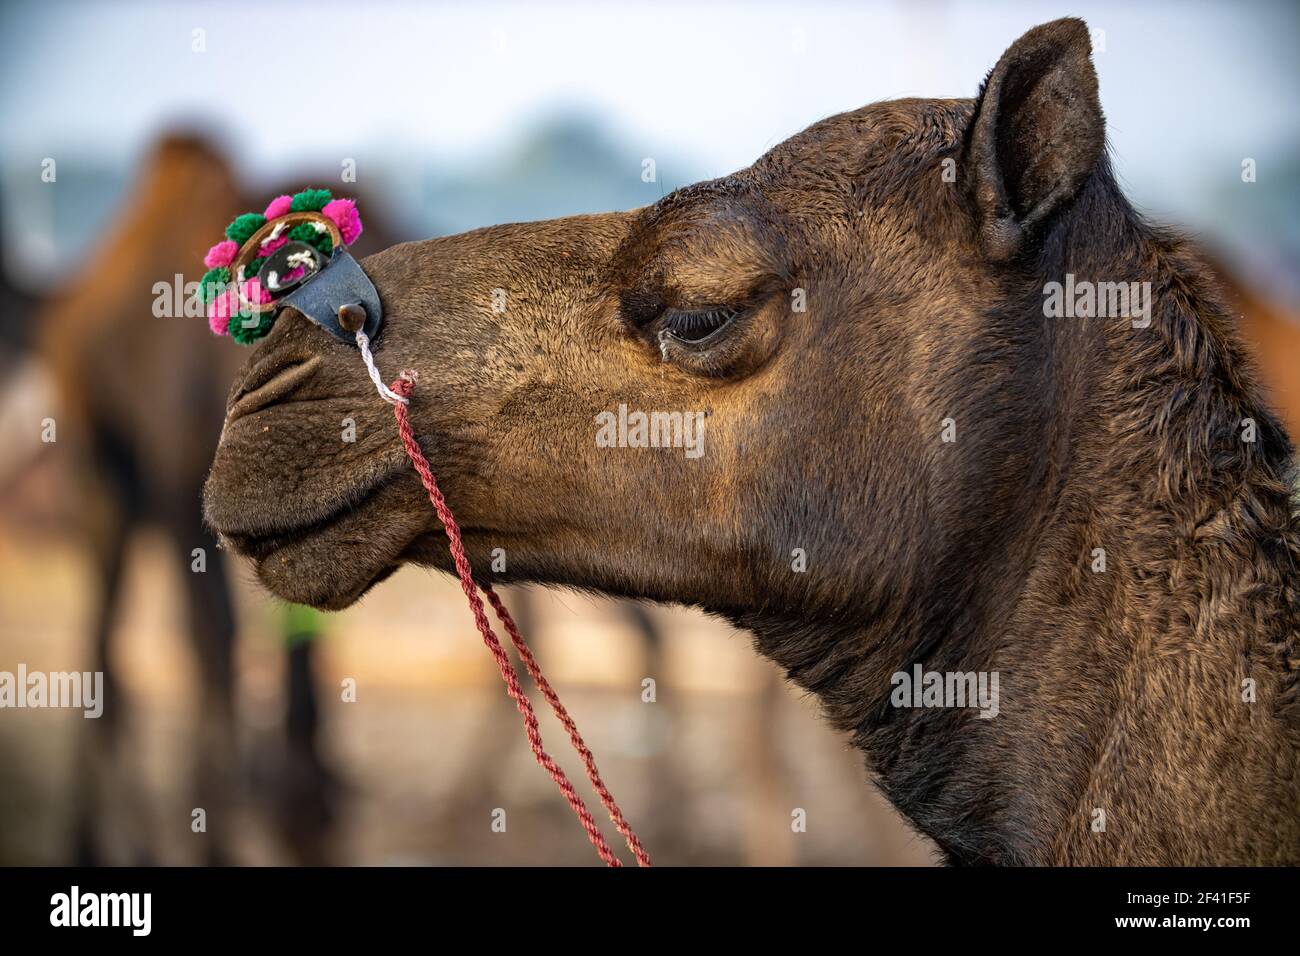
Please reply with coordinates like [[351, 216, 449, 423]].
[[1, 0, 1298, 294]]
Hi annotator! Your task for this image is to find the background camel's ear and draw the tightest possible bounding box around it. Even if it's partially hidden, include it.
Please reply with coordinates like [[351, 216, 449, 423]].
[[966, 18, 1104, 262]]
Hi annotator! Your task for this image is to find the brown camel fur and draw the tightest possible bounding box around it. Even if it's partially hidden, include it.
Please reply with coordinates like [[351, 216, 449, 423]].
[[204, 20, 1300, 865]]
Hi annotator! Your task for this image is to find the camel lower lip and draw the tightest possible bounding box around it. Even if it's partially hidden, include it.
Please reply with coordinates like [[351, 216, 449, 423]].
[[221, 519, 331, 561], [219, 478, 419, 610], [206, 458, 449, 611]]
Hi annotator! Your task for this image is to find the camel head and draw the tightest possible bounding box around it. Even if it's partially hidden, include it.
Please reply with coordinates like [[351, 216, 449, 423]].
[[206, 18, 1111, 615], [204, 18, 1300, 865]]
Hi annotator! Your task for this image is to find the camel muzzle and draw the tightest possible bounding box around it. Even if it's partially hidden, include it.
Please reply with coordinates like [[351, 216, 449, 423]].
[[196, 189, 651, 867]]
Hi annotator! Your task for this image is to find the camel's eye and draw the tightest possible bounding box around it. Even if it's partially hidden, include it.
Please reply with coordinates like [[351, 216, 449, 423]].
[[636, 289, 782, 378], [659, 306, 741, 345]]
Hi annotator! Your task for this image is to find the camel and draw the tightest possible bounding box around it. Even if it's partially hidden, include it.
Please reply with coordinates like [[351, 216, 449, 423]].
[[30, 134, 409, 863], [203, 19, 1300, 865]]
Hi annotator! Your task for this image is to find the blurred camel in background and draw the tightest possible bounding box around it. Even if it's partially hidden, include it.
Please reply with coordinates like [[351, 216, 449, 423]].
[[17, 134, 244, 863], [1207, 254, 1300, 443], [13, 134, 408, 863]]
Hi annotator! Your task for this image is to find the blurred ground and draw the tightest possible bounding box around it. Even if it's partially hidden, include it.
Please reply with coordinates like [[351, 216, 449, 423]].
[[0, 454, 935, 865]]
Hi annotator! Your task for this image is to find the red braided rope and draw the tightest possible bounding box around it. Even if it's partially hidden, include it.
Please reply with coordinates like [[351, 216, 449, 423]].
[[389, 371, 651, 867], [483, 587, 652, 866]]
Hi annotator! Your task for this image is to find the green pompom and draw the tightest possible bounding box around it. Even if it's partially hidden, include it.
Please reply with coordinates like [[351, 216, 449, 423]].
[[290, 188, 333, 213], [287, 223, 334, 257], [245, 256, 267, 278], [199, 266, 231, 304], [225, 212, 266, 246], [229, 309, 275, 345]]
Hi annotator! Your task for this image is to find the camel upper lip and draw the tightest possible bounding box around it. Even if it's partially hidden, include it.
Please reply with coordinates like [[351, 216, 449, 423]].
[[205, 451, 407, 544], [226, 355, 323, 425]]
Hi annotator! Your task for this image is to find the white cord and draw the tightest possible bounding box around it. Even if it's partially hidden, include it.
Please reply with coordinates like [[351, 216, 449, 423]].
[[260, 220, 289, 247], [355, 329, 409, 405]]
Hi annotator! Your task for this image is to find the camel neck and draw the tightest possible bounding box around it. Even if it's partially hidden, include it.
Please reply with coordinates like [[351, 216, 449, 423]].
[[728, 182, 1300, 863], [735, 457, 1296, 865]]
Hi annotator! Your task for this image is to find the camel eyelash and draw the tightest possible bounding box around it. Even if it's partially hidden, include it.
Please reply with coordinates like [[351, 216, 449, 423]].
[[657, 305, 743, 345]]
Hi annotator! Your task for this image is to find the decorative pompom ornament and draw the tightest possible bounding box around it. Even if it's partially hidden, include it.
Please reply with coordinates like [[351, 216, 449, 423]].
[[244, 255, 268, 278], [288, 222, 334, 256], [322, 198, 362, 245], [290, 188, 333, 213], [204, 240, 239, 269], [207, 287, 237, 336], [230, 308, 276, 344], [199, 266, 231, 305], [200, 188, 364, 342], [242, 277, 274, 308], [263, 194, 293, 219], [227, 279, 276, 344], [254, 235, 289, 259], [226, 212, 266, 246]]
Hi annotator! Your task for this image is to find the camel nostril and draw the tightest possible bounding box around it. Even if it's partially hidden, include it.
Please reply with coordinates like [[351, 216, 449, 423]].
[[227, 355, 323, 424]]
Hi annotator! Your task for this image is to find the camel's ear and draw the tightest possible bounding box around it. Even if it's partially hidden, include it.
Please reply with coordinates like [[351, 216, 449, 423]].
[[966, 18, 1104, 262]]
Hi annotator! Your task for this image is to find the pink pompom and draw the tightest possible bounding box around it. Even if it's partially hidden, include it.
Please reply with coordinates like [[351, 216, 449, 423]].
[[203, 240, 239, 269], [208, 289, 236, 336], [256, 235, 289, 257], [322, 198, 362, 245], [241, 278, 273, 305], [264, 194, 293, 219]]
